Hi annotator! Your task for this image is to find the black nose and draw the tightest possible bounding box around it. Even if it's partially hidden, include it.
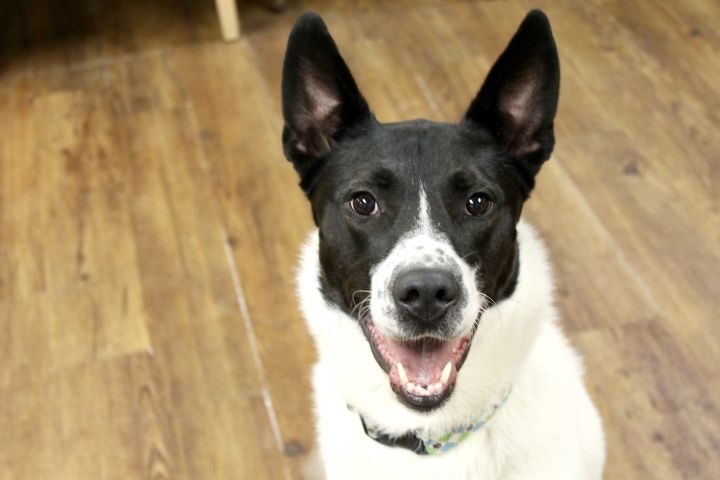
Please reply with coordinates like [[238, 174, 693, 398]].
[[393, 268, 459, 323]]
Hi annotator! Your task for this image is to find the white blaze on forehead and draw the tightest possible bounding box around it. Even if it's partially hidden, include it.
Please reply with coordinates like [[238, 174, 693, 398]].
[[369, 183, 483, 339], [416, 185, 435, 237]]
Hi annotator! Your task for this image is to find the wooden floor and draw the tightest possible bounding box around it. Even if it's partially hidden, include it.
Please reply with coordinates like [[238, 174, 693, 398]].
[[1, 0, 718, 478]]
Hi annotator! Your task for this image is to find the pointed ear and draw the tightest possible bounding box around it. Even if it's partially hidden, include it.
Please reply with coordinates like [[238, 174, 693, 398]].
[[281, 12, 372, 194], [464, 10, 560, 195]]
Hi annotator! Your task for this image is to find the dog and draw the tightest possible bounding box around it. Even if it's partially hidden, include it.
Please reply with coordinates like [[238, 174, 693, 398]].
[[281, 10, 605, 479]]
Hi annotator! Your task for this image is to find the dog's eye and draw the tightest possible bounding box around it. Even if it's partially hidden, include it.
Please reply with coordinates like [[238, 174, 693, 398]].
[[350, 192, 379, 216], [465, 193, 493, 216]]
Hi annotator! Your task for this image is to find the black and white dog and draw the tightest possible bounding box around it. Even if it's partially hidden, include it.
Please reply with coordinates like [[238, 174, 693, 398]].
[[281, 10, 605, 479]]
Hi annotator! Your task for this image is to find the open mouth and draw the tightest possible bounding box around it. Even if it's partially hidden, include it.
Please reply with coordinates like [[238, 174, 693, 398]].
[[361, 320, 474, 411]]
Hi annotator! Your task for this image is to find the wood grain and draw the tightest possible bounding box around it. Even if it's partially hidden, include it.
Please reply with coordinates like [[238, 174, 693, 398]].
[[1, 0, 718, 478]]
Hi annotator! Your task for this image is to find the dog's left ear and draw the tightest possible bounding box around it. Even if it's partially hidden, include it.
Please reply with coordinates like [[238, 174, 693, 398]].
[[282, 12, 372, 195], [464, 10, 560, 195]]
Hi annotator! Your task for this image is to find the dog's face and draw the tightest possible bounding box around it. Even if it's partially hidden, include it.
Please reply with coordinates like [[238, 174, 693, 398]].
[[282, 11, 559, 411]]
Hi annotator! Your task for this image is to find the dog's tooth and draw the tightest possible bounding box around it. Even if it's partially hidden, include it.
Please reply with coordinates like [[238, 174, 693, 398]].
[[406, 382, 416, 393], [397, 363, 408, 385], [432, 382, 443, 393], [441, 361, 452, 384]]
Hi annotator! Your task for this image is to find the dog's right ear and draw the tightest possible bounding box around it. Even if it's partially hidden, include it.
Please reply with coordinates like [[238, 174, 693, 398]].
[[464, 10, 560, 197], [282, 12, 372, 195]]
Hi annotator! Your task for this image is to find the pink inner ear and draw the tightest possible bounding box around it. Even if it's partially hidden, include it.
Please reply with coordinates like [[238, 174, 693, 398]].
[[499, 73, 543, 156], [294, 67, 342, 155], [305, 76, 341, 121], [503, 81, 535, 125]]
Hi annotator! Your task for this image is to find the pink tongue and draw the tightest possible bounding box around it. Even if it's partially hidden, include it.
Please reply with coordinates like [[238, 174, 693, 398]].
[[384, 338, 455, 384]]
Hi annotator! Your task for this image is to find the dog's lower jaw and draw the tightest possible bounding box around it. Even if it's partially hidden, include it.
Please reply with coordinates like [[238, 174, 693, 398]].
[[361, 319, 477, 411], [297, 221, 605, 479]]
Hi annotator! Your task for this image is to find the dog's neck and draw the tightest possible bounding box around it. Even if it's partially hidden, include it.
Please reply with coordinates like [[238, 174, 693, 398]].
[[352, 385, 512, 455]]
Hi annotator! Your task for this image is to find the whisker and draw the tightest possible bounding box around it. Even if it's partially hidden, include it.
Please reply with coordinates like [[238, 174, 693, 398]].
[[474, 291, 501, 327], [351, 289, 372, 305], [350, 297, 370, 317], [350, 292, 372, 319], [358, 308, 372, 323], [462, 251, 479, 261]]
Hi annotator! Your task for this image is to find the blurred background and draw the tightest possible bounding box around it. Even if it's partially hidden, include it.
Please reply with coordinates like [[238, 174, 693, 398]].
[[1, 0, 718, 479]]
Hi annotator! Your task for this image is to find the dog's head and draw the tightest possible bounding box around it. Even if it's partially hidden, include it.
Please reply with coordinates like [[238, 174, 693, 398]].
[[282, 11, 559, 411]]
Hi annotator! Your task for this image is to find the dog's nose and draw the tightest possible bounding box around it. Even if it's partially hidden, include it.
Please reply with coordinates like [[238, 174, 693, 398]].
[[393, 268, 459, 323]]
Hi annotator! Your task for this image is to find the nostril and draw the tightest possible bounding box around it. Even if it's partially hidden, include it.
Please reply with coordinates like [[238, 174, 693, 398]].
[[436, 282, 458, 304], [402, 288, 420, 303]]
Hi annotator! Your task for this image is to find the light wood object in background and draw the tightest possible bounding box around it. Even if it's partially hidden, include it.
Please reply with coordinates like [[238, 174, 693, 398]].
[[215, 0, 240, 41], [214, 0, 287, 41]]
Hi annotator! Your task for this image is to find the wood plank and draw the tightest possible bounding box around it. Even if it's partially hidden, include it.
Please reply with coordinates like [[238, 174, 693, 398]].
[[576, 322, 720, 479], [0, 0, 218, 79], [0, 352, 183, 480], [1, 48, 291, 478], [115, 55, 292, 479], [164, 41, 315, 472], [540, 1, 720, 374], [0, 78, 151, 386]]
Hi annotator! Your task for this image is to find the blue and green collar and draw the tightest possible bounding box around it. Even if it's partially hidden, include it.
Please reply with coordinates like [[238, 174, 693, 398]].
[[356, 386, 512, 456]]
